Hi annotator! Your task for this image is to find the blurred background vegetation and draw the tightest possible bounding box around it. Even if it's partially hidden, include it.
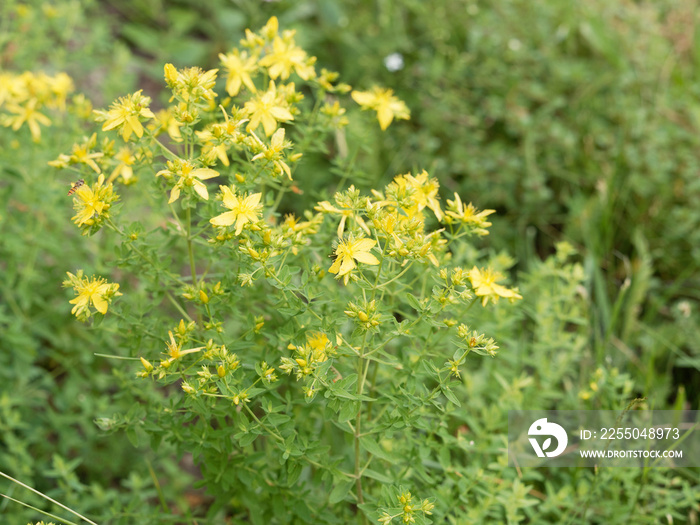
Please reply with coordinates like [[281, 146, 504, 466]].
[[1, 0, 698, 522]]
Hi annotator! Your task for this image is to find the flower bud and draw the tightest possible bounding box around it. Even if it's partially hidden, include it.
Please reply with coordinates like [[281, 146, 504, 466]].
[[140, 357, 154, 372]]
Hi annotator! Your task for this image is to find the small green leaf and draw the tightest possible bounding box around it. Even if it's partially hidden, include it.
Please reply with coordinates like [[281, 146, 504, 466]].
[[287, 461, 303, 487], [328, 478, 354, 504], [363, 468, 393, 483], [441, 385, 461, 407], [125, 427, 139, 447], [360, 436, 394, 462], [406, 293, 423, 312], [338, 400, 359, 423]]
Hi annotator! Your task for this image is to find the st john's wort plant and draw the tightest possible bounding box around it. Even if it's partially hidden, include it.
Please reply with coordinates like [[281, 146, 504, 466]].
[[52, 17, 522, 523]]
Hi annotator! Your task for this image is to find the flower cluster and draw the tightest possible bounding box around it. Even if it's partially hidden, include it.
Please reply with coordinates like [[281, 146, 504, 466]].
[[456, 324, 500, 357], [280, 332, 336, 398], [378, 490, 435, 525], [316, 170, 501, 287], [344, 299, 381, 331], [49, 133, 148, 187], [0, 70, 74, 141]]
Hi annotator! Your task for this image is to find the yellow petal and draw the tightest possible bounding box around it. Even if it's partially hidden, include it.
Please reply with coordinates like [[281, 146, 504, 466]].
[[351, 91, 376, 107], [193, 168, 219, 180], [246, 192, 262, 207], [92, 295, 109, 314], [352, 238, 376, 252], [376, 106, 393, 130], [193, 181, 209, 200], [337, 256, 355, 276], [168, 186, 181, 204], [221, 186, 238, 208], [353, 252, 379, 265], [210, 211, 237, 226]]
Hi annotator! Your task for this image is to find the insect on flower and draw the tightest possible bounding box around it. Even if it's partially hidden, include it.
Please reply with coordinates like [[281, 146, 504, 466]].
[[67, 179, 85, 196]]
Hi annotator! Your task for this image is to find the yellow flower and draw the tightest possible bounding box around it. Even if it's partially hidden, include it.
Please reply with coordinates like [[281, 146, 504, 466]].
[[351, 86, 410, 130], [210, 185, 263, 235], [195, 106, 249, 167], [71, 174, 119, 234], [320, 101, 349, 129], [164, 331, 203, 361], [468, 267, 522, 306], [316, 69, 351, 93], [280, 331, 335, 380], [329, 236, 380, 285], [250, 128, 293, 179], [63, 270, 122, 321], [259, 34, 316, 81], [219, 49, 258, 96], [398, 170, 443, 221], [260, 16, 279, 41], [444, 193, 495, 234], [314, 193, 371, 238], [163, 64, 218, 104], [47, 72, 74, 111], [109, 147, 137, 184], [96, 90, 155, 141], [49, 133, 103, 173], [156, 159, 218, 204], [150, 108, 183, 142], [2, 99, 51, 142], [306, 332, 332, 363], [244, 81, 294, 136]]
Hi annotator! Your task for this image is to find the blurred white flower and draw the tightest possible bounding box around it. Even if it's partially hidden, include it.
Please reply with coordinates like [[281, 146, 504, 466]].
[[384, 52, 404, 72]]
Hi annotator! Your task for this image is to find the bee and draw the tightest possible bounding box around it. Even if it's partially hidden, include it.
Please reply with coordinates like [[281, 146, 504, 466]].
[[67, 179, 85, 196]]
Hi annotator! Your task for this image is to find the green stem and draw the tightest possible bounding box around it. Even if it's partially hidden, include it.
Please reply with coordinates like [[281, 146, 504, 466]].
[[269, 181, 290, 215], [354, 239, 389, 524], [165, 291, 193, 322], [354, 330, 369, 517], [186, 206, 197, 286], [0, 471, 98, 525], [376, 262, 414, 290], [0, 494, 79, 525]]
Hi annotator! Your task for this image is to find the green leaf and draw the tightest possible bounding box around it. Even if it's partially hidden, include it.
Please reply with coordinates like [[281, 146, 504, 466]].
[[237, 432, 258, 447], [338, 400, 359, 423], [125, 427, 139, 447], [406, 293, 423, 312], [360, 436, 394, 462], [363, 468, 393, 484], [440, 385, 461, 407], [287, 461, 303, 487], [328, 478, 354, 504], [264, 413, 292, 426]]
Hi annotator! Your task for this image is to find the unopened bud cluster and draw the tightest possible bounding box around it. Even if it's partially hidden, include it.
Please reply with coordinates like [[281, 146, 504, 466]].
[[457, 324, 499, 356], [344, 300, 380, 331]]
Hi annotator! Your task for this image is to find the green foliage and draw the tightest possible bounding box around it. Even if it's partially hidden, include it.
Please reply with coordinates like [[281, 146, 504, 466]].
[[1, 0, 698, 524]]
